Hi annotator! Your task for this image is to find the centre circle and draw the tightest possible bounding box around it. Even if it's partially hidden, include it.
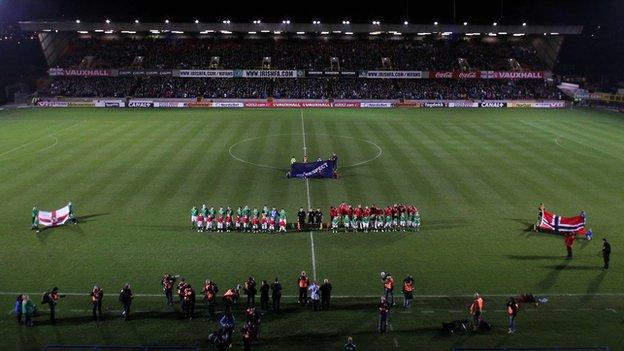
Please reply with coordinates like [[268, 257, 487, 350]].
[[228, 133, 383, 170]]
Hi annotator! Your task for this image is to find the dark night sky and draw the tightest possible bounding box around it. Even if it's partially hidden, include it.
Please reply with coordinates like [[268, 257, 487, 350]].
[[0, 0, 621, 26]]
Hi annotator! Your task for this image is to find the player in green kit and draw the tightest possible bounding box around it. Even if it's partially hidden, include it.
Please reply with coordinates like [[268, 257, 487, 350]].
[[399, 212, 407, 232], [33, 215, 40, 233], [384, 215, 393, 232], [279, 208, 287, 220], [413, 211, 421, 232], [362, 215, 370, 233], [31, 205, 39, 230], [331, 216, 340, 233], [191, 206, 199, 229], [342, 214, 350, 232], [68, 201, 77, 224]]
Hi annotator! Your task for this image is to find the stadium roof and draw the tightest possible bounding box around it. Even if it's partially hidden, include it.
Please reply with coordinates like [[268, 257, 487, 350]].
[[19, 21, 583, 36]]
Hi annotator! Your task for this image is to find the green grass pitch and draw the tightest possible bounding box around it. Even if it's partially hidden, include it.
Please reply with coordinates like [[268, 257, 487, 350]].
[[0, 106, 623, 350]]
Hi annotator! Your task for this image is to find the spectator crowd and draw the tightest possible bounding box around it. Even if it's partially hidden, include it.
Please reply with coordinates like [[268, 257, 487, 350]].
[[39, 77, 563, 100], [54, 36, 546, 71]]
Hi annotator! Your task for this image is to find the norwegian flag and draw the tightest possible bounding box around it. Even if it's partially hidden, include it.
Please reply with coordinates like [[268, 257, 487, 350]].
[[38, 205, 70, 227], [538, 210, 586, 235]]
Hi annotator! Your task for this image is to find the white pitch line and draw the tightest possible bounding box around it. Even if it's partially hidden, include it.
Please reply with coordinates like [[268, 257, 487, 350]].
[[301, 110, 317, 281], [0, 122, 81, 159]]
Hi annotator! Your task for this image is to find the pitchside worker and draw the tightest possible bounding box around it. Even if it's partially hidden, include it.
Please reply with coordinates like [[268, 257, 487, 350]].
[[162, 273, 174, 306], [119, 284, 133, 321], [602, 238, 611, 270], [298, 271, 309, 305], [271, 278, 282, 312], [42, 287, 61, 324], [90, 285, 104, 322]]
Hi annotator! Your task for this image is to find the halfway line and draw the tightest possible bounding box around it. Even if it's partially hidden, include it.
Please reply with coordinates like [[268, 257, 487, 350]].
[[301, 109, 317, 281]]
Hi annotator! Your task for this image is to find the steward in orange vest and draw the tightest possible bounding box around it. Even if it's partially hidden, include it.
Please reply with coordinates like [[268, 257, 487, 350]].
[[469, 293, 485, 330], [402, 275, 414, 309], [298, 271, 309, 305], [382, 273, 395, 306]]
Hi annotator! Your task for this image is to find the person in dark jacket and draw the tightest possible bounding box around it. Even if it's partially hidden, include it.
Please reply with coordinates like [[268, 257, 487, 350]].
[[259, 280, 270, 312], [307, 209, 316, 228], [15, 295, 23, 324], [602, 238, 611, 270], [119, 284, 133, 320], [270, 278, 282, 312], [42, 287, 61, 324], [315, 208, 323, 230], [297, 208, 306, 231], [320, 279, 332, 310], [244, 276, 257, 307]]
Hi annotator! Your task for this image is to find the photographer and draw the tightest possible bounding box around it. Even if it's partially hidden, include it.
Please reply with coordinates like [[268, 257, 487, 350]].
[[162, 273, 176, 306], [119, 284, 133, 321], [42, 287, 62, 324], [203, 279, 219, 320], [223, 285, 240, 313], [244, 276, 257, 308], [90, 285, 104, 322]]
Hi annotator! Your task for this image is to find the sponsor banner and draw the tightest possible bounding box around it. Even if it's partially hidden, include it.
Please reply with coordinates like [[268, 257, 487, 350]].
[[153, 101, 187, 108], [359, 71, 423, 79], [94, 100, 124, 108], [237, 70, 302, 78], [429, 71, 481, 79], [244, 101, 270, 108], [68, 101, 96, 107], [422, 102, 447, 108], [118, 69, 172, 77], [37, 101, 69, 107], [479, 102, 508, 108], [127, 100, 154, 108], [272, 101, 305, 107], [507, 102, 534, 108], [187, 102, 213, 108], [243, 101, 360, 108], [448, 101, 478, 108], [48, 68, 113, 77], [178, 70, 234, 78], [212, 102, 244, 108], [332, 102, 361, 108], [360, 102, 393, 108], [480, 71, 545, 79], [395, 102, 421, 108], [289, 160, 335, 179], [532, 101, 566, 108], [305, 71, 358, 77]]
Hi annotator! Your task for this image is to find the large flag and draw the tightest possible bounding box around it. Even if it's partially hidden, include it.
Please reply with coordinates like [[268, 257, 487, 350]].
[[538, 210, 586, 235], [289, 160, 335, 179], [38, 205, 70, 227]]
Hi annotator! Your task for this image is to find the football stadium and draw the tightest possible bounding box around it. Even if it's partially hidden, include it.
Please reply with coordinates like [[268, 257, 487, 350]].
[[1, 1, 624, 350]]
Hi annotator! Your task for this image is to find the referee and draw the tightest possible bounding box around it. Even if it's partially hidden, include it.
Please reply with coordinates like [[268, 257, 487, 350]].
[[602, 238, 611, 270]]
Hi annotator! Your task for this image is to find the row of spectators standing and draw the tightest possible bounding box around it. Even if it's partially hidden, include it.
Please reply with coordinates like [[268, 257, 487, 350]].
[[39, 77, 563, 100]]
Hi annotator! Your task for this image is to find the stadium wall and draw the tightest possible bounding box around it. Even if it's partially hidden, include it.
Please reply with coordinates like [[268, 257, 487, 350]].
[[34, 98, 567, 109]]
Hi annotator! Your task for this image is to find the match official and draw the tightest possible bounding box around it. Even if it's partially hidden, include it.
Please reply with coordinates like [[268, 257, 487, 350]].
[[602, 238, 611, 270]]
